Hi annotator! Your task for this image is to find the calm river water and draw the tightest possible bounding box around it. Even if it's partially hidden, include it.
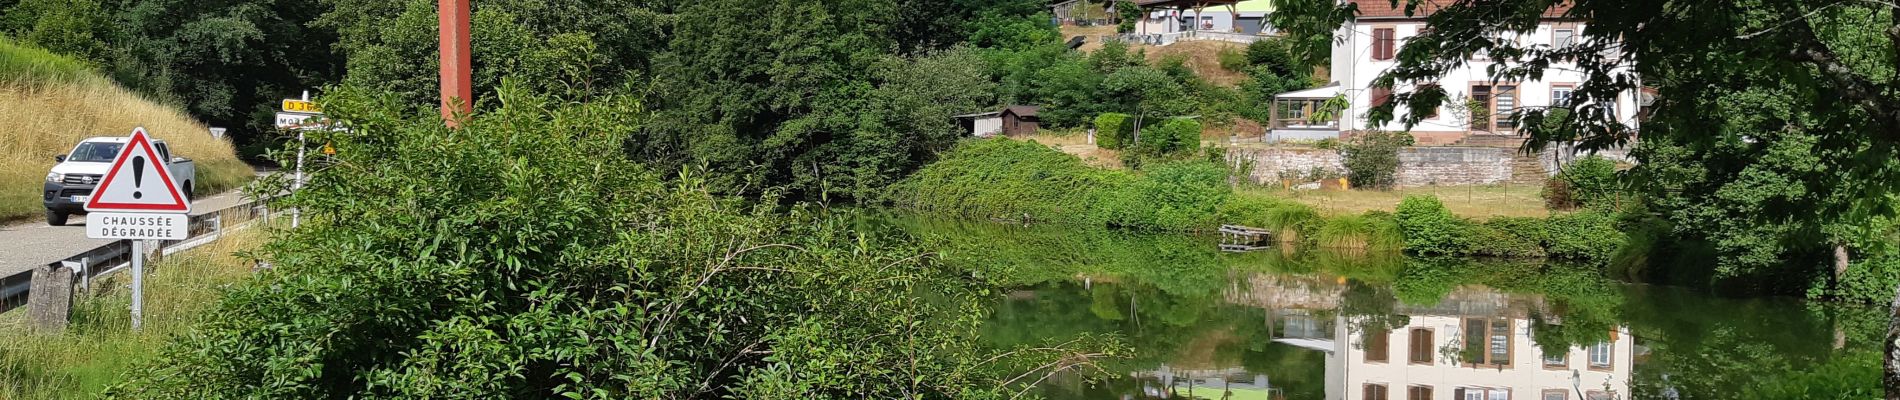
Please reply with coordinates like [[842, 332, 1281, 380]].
[[874, 216, 1884, 400]]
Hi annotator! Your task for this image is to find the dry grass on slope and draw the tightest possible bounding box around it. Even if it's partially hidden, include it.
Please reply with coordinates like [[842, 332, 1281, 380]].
[[0, 40, 252, 222], [1142, 40, 1248, 87]]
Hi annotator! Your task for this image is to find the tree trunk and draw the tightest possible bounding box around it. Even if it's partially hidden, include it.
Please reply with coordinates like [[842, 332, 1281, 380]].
[[1886, 278, 1900, 398], [1837, 244, 1852, 290]]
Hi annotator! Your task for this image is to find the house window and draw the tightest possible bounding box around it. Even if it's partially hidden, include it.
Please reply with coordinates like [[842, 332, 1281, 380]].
[[1542, 389, 1568, 400], [1469, 85, 1518, 132], [1554, 29, 1576, 48], [1589, 341, 1613, 370], [1422, 84, 1441, 118], [1371, 87, 1393, 108], [1373, 28, 1397, 61], [1408, 385, 1434, 400], [1456, 387, 1511, 400], [1543, 349, 1567, 368], [1470, 85, 1493, 130], [1463, 318, 1512, 368], [1366, 329, 1390, 363], [1366, 384, 1391, 400], [1409, 328, 1434, 364], [1495, 85, 1518, 130], [1598, 101, 1618, 121], [1552, 86, 1574, 108]]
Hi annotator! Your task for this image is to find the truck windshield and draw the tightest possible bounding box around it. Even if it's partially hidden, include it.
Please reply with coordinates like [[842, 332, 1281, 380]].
[[68, 142, 124, 162]]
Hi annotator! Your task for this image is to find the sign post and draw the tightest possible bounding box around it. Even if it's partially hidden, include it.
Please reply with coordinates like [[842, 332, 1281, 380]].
[[83, 127, 192, 331], [277, 91, 322, 228]]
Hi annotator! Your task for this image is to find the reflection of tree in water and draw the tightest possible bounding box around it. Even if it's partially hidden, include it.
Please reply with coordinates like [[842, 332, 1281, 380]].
[[1620, 286, 1884, 398]]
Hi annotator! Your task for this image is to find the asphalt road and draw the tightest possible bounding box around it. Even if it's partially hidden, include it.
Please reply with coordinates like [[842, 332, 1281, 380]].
[[0, 190, 252, 279]]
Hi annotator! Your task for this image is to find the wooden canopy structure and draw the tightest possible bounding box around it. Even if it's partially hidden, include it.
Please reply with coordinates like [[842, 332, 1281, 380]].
[[1132, 0, 1243, 34]]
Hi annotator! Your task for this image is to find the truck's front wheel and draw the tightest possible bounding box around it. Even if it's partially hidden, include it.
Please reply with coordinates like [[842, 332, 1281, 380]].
[[46, 210, 68, 226]]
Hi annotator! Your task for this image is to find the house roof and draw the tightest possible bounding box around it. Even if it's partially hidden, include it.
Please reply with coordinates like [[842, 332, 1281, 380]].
[[1352, 0, 1573, 20], [1274, 84, 1341, 100], [951, 111, 1001, 119], [1002, 105, 1040, 118]]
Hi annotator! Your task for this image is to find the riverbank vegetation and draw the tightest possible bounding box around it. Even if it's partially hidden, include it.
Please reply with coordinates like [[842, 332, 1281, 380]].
[[0, 39, 252, 222], [0, 228, 262, 399], [109, 85, 1113, 398], [887, 138, 1625, 261]]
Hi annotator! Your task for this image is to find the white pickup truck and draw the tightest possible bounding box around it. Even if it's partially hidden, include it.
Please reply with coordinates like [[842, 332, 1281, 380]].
[[42, 136, 194, 226]]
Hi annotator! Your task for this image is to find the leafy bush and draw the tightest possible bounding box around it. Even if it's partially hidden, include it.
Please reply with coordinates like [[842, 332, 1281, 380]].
[[1544, 155, 1619, 209], [1095, 112, 1133, 149], [1541, 178, 1579, 210], [1545, 210, 1627, 261], [1394, 195, 1470, 255], [1339, 130, 1414, 190], [115, 84, 1047, 398], [889, 138, 1234, 231], [1217, 47, 1249, 72], [1466, 220, 1546, 258], [1822, 251, 1899, 304], [1101, 161, 1231, 230], [1243, 38, 1294, 75], [1135, 117, 1201, 157]]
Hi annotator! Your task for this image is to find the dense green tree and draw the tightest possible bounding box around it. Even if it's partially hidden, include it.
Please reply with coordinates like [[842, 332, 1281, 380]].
[[1236, 38, 1313, 121], [1266, 0, 1348, 69], [317, 0, 668, 109], [1, 0, 116, 66], [88, 0, 345, 149], [1102, 65, 1192, 138]]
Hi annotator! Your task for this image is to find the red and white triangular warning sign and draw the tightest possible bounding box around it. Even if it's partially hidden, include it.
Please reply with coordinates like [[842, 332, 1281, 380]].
[[84, 127, 191, 213]]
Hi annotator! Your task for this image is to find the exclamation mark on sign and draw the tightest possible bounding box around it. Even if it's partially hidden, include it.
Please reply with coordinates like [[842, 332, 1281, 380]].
[[131, 156, 145, 199]]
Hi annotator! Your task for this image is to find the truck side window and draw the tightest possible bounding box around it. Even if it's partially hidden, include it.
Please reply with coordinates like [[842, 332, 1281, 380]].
[[156, 143, 171, 161]]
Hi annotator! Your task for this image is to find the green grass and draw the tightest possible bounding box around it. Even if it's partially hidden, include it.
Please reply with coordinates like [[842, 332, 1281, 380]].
[[0, 229, 263, 399], [0, 38, 100, 87], [1241, 184, 1552, 219]]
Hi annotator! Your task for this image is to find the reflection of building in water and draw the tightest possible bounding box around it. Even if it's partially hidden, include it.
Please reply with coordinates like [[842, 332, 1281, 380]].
[[1258, 287, 1632, 400], [1112, 276, 1632, 400], [1326, 315, 1632, 400]]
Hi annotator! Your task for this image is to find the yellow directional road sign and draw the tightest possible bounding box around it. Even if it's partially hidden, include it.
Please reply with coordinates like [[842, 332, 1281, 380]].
[[282, 99, 322, 113]]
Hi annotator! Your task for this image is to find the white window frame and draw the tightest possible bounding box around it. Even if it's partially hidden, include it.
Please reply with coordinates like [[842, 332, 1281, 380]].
[[1588, 342, 1612, 368]]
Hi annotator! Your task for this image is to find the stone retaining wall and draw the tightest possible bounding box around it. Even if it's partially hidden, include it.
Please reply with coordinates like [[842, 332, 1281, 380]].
[[1396, 147, 1515, 187], [1229, 146, 1521, 187], [1228, 147, 1345, 185]]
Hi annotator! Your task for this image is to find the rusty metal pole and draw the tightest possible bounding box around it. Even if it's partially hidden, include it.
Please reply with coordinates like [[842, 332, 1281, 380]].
[[438, 0, 472, 126]]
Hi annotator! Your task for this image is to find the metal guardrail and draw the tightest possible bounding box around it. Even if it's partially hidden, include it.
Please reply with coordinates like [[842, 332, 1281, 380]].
[[1104, 30, 1278, 46], [0, 198, 273, 314]]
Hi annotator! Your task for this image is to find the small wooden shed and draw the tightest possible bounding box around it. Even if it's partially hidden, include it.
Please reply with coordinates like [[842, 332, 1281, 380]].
[[999, 105, 1040, 136]]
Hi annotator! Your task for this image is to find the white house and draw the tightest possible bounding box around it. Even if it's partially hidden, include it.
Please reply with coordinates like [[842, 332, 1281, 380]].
[[1270, 0, 1640, 146]]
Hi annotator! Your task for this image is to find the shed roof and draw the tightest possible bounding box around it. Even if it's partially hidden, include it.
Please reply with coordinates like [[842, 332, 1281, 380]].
[[951, 111, 1001, 119], [1003, 105, 1040, 118]]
